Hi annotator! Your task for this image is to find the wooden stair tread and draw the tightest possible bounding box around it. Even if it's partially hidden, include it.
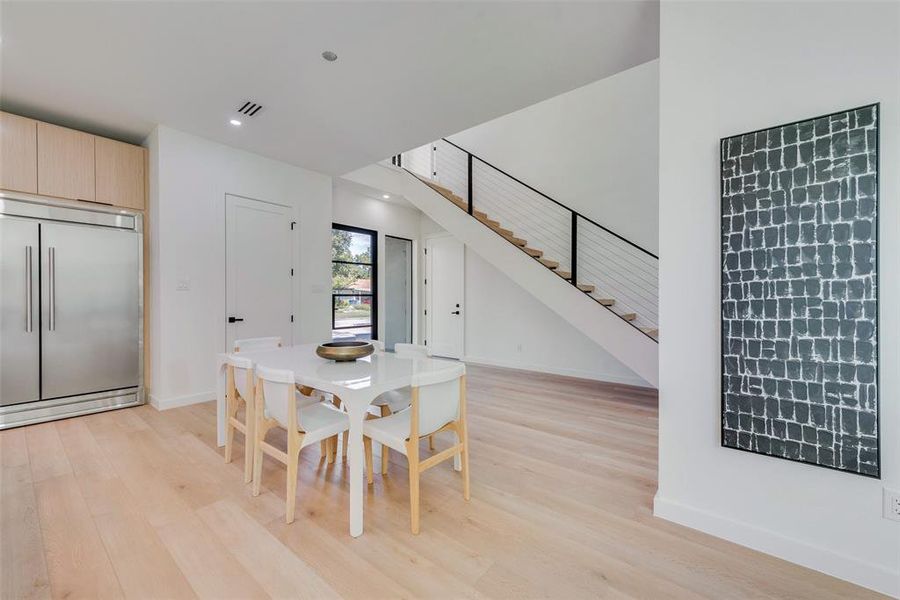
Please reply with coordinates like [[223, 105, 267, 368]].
[[620, 313, 637, 321], [523, 247, 543, 258], [477, 214, 501, 228], [576, 284, 595, 293], [538, 258, 559, 269], [641, 327, 659, 337], [422, 179, 456, 197], [555, 271, 571, 280], [594, 298, 615, 306], [491, 224, 514, 237]]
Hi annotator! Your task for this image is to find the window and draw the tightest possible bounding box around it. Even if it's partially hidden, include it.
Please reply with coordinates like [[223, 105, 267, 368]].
[[332, 224, 377, 341]]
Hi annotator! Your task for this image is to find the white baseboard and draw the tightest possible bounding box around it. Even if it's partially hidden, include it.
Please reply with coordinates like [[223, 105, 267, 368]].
[[463, 355, 652, 388], [149, 390, 214, 411], [653, 494, 899, 598]]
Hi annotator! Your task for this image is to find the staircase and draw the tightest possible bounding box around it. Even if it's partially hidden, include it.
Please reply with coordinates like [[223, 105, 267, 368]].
[[345, 138, 659, 386], [417, 174, 658, 339]]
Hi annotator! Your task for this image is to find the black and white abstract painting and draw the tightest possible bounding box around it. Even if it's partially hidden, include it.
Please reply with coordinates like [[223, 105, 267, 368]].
[[720, 104, 879, 478]]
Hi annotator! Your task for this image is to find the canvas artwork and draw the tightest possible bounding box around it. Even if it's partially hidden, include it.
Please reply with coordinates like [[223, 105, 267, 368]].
[[720, 104, 879, 477]]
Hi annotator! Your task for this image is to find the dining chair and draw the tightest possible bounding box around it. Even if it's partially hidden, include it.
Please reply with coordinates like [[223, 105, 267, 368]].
[[235, 336, 332, 457], [252, 366, 350, 523], [363, 364, 469, 534], [224, 353, 256, 483], [370, 343, 430, 474]]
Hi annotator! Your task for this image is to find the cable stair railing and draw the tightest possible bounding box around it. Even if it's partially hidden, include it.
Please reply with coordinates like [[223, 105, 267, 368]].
[[391, 139, 659, 342]]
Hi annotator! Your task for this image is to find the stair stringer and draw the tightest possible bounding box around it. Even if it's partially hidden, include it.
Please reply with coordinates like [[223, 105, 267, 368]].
[[342, 163, 659, 388]]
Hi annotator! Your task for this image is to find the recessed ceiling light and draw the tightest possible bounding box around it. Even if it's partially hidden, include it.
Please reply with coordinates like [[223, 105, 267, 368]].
[[322, 50, 338, 62], [382, 194, 390, 199], [229, 119, 242, 126]]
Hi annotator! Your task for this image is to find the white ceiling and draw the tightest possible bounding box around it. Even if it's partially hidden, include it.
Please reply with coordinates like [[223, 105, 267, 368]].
[[0, 1, 658, 175]]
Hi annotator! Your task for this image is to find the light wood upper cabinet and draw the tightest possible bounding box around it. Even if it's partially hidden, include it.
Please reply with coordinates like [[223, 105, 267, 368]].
[[95, 137, 145, 210], [37, 122, 96, 202], [0, 112, 38, 193]]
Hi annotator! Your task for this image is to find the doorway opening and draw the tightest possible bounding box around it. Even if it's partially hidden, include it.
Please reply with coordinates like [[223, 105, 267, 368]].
[[332, 223, 377, 341], [384, 235, 413, 351]]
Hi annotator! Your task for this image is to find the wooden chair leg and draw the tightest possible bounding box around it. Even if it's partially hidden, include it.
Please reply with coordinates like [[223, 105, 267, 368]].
[[428, 435, 435, 451], [320, 440, 327, 457], [406, 442, 420, 534], [224, 396, 235, 464], [243, 402, 254, 484], [224, 421, 235, 464], [342, 430, 349, 461], [326, 437, 336, 464], [285, 445, 299, 524], [364, 437, 373, 484], [460, 424, 470, 501], [252, 421, 269, 498]]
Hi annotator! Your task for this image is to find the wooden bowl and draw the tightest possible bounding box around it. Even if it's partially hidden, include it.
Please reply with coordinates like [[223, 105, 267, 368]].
[[316, 341, 374, 362]]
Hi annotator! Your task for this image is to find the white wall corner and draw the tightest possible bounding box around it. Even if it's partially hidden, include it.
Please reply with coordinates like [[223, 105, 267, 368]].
[[149, 390, 214, 411], [462, 356, 649, 389]]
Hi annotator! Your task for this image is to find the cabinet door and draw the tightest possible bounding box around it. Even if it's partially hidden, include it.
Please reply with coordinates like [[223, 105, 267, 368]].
[[95, 137, 145, 210], [37, 122, 95, 201], [0, 112, 38, 193]]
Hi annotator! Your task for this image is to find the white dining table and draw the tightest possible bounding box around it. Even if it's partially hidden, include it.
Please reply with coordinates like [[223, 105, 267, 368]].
[[214, 343, 464, 537]]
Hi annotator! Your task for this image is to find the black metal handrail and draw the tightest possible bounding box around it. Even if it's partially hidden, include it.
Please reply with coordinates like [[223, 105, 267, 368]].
[[439, 138, 658, 260], [396, 137, 658, 342]]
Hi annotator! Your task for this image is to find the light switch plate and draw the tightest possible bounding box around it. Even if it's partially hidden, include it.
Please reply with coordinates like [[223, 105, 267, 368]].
[[884, 487, 900, 522]]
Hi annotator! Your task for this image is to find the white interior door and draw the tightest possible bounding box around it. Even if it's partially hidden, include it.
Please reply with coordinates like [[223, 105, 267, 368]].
[[225, 195, 294, 351], [426, 235, 464, 359]]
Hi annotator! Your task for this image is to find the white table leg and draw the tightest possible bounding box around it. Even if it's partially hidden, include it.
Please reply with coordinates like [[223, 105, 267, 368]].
[[346, 404, 368, 537]]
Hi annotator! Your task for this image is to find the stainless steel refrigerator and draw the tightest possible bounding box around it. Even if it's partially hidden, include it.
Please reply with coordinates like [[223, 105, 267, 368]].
[[0, 193, 143, 428]]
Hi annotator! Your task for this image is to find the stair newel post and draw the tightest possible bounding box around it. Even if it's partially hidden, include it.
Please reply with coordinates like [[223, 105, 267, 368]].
[[467, 153, 474, 215], [571, 212, 578, 288]]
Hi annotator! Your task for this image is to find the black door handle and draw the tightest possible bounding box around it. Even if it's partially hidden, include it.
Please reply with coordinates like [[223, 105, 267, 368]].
[[450, 310, 460, 315], [228, 316, 244, 323]]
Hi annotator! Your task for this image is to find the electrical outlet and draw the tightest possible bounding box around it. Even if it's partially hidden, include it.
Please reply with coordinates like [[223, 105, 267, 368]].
[[176, 278, 190, 292], [516, 343, 523, 353], [884, 488, 900, 522]]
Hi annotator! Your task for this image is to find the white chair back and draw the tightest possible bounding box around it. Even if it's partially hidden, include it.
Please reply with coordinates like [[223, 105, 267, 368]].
[[412, 364, 465, 437], [395, 343, 428, 358], [257, 366, 321, 430], [369, 339, 385, 351], [234, 337, 283, 353], [225, 353, 255, 401], [256, 366, 295, 428]]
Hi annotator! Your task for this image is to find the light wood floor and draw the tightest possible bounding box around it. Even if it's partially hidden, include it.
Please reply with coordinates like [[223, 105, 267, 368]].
[[0, 365, 883, 599]]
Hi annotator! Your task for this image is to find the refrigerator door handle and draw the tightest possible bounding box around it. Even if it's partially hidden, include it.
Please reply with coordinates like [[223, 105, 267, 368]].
[[48, 246, 56, 331], [25, 245, 33, 332]]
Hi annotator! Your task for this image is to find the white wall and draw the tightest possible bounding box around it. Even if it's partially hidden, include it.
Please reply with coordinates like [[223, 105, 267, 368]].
[[420, 216, 646, 386], [332, 182, 421, 343], [656, 2, 899, 596], [448, 59, 659, 254], [147, 126, 332, 408]]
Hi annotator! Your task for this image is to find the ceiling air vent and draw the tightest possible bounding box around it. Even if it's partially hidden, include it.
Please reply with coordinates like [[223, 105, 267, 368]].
[[237, 101, 263, 117]]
